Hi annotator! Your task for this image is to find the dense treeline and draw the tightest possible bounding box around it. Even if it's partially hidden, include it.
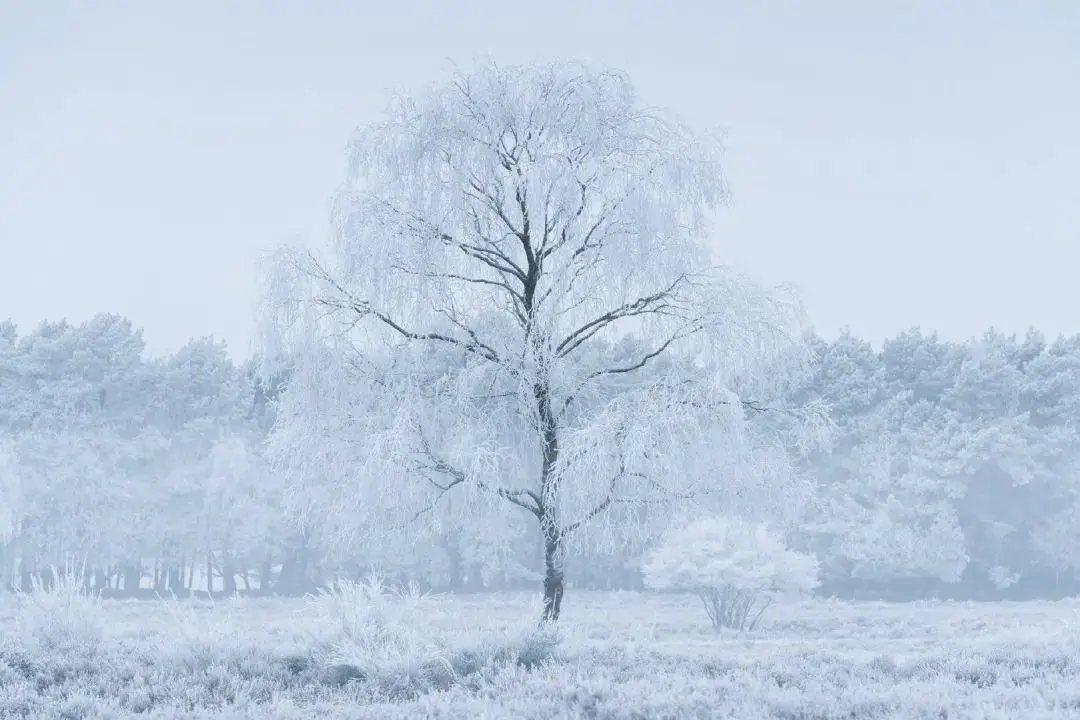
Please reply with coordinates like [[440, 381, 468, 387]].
[[799, 329, 1080, 599], [0, 315, 1077, 599]]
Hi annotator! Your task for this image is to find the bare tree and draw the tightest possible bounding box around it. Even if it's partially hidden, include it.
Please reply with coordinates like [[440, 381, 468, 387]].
[[260, 61, 828, 623]]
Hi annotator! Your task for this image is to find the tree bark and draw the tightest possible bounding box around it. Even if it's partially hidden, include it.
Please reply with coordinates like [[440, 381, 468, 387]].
[[167, 565, 183, 594], [0, 542, 9, 592], [540, 519, 565, 624], [276, 536, 314, 595], [534, 378, 566, 625], [258, 552, 274, 593], [222, 551, 237, 595], [19, 561, 32, 593], [123, 563, 142, 595], [445, 534, 464, 592]]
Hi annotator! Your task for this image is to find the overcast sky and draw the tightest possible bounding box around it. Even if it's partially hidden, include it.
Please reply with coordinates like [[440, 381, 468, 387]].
[[1, 1, 1077, 357]]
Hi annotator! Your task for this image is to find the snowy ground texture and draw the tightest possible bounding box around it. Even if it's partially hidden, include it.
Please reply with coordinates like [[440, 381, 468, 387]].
[[3, 586, 1080, 719]]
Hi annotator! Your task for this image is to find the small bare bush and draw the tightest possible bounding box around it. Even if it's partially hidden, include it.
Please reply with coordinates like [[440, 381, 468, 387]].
[[643, 516, 820, 631]]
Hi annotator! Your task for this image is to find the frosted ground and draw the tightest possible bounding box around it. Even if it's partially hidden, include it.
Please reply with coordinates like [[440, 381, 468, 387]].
[[3, 588, 1080, 719]]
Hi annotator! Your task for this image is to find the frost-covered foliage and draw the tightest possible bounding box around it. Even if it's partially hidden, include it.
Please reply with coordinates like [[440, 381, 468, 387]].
[[643, 516, 819, 631], [2, 592, 1080, 717], [816, 432, 971, 584], [304, 576, 560, 700], [14, 562, 104, 654], [259, 60, 829, 622], [796, 328, 1080, 596], [306, 576, 454, 693], [0, 441, 18, 546], [0, 316, 292, 596]]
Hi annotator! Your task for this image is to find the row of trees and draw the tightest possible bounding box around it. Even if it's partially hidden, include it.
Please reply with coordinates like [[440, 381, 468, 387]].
[[799, 328, 1080, 598], [2, 314, 1077, 600], [0, 315, 296, 595]]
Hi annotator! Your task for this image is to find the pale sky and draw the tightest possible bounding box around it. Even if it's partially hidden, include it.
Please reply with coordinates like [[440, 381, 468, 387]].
[[1, 1, 1077, 358]]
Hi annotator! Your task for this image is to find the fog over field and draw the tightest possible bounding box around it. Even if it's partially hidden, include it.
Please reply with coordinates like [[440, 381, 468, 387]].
[[1, 2, 1078, 718]]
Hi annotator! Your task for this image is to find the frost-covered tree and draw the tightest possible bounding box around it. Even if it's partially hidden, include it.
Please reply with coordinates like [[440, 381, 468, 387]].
[[200, 434, 285, 593], [643, 516, 819, 631], [0, 441, 20, 588], [261, 62, 827, 622]]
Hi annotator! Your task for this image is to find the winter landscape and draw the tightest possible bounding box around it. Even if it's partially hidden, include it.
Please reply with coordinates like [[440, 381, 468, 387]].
[[3, 4, 1079, 719]]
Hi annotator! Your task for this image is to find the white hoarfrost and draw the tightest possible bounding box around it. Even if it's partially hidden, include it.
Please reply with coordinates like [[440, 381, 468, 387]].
[[643, 516, 820, 630], [0, 441, 19, 548], [259, 61, 830, 622]]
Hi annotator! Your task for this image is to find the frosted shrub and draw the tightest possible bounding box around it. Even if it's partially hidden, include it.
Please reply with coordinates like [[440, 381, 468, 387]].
[[305, 575, 458, 695], [643, 516, 820, 631], [305, 575, 561, 698], [15, 562, 105, 653]]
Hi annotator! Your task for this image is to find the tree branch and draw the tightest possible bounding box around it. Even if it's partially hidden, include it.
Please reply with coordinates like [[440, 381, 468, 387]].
[[301, 254, 508, 367], [555, 274, 690, 358], [412, 425, 542, 518], [314, 294, 509, 370], [557, 323, 703, 419]]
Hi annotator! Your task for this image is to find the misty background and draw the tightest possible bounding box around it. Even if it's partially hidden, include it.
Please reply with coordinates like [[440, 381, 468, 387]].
[[3, 1, 1078, 355], [1, 3, 1079, 601]]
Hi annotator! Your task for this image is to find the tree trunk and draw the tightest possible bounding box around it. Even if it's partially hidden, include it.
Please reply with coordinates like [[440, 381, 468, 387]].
[[465, 562, 484, 593], [19, 562, 32, 593], [277, 536, 315, 595], [222, 552, 237, 595], [0, 542, 9, 592], [167, 566, 183, 594], [540, 520, 565, 624], [534, 375, 565, 625], [446, 535, 464, 592], [124, 563, 142, 595], [259, 552, 274, 593]]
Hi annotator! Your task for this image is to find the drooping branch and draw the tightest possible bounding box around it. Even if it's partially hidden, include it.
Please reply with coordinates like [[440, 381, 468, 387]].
[[314, 293, 509, 369], [391, 265, 526, 309], [412, 424, 542, 518], [301, 253, 510, 369], [555, 274, 691, 358], [557, 319, 706, 419], [562, 465, 636, 536]]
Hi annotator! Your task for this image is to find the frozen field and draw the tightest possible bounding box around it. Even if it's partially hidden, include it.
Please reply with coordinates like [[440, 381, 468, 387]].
[[2, 589, 1080, 719]]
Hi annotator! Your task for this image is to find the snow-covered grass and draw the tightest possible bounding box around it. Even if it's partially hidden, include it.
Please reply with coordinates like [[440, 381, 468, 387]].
[[2, 589, 1080, 718], [11, 564, 105, 655]]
